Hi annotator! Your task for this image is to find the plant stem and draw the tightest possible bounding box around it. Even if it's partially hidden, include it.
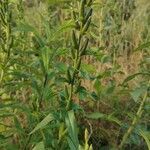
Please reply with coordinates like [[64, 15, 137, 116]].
[[118, 81, 149, 149], [66, 84, 73, 110], [66, 0, 93, 110]]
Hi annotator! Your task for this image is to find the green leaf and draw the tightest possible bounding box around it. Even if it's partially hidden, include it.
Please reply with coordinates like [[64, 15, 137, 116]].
[[65, 110, 79, 150], [81, 63, 96, 73], [122, 73, 150, 85], [93, 79, 101, 94], [78, 86, 88, 100], [86, 112, 122, 126], [130, 86, 147, 102], [135, 42, 150, 51], [54, 62, 67, 73], [14, 116, 24, 133], [101, 55, 111, 63], [30, 114, 54, 135], [41, 47, 50, 73], [90, 91, 99, 101], [32, 141, 45, 150], [138, 130, 150, 150], [87, 112, 104, 119], [58, 20, 75, 32], [11, 71, 30, 79], [51, 20, 75, 41]]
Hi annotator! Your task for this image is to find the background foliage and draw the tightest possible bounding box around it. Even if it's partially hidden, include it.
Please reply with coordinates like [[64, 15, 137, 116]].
[[0, 0, 150, 150]]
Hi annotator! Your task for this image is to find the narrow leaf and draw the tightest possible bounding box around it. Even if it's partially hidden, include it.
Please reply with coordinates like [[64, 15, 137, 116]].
[[30, 114, 54, 135], [86, 112, 122, 126], [138, 130, 150, 150], [32, 141, 45, 150], [65, 110, 79, 150]]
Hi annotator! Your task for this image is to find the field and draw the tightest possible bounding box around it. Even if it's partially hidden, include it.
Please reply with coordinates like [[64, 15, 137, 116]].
[[0, 0, 150, 150]]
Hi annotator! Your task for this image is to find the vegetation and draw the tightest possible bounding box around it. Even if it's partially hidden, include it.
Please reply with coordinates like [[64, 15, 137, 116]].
[[0, 0, 150, 149]]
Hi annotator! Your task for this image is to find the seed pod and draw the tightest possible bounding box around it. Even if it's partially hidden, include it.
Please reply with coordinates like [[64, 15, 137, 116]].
[[8, 36, 13, 49], [80, 0, 86, 22], [67, 68, 72, 84], [8, 24, 11, 34], [80, 0, 86, 17], [77, 58, 81, 70], [75, 80, 81, 93], [87, 0, 93, 6], [75, 21, 80, 30], [80, 38, 89, 56], [84, 8, 93, 25], [72, 10, 76, 21], [82, 17, 91, 33], [65, 85, 69, 98], [72, 11, 80, 30], [72, 30, 78, 49], [71, 48, 75, 59], [75, 48, 79, 60], [78, 34, 82, 47]]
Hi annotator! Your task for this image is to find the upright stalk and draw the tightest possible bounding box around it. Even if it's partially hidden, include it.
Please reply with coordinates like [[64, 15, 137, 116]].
[[66, 0, 94, 110], [118, 80, 150, 149]]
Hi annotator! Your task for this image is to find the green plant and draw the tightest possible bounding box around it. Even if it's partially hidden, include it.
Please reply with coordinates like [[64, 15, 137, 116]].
[[119, 81, 149, 149], [0, 0, 150, 150], [65, 0, 93, 110], [118, 45, 150, 150]]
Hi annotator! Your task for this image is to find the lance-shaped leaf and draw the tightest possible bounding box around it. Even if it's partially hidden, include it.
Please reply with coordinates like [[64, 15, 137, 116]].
[[65, 110, 79, 150], [32, 141, 45, 150], [30, 113, 54, 135]]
